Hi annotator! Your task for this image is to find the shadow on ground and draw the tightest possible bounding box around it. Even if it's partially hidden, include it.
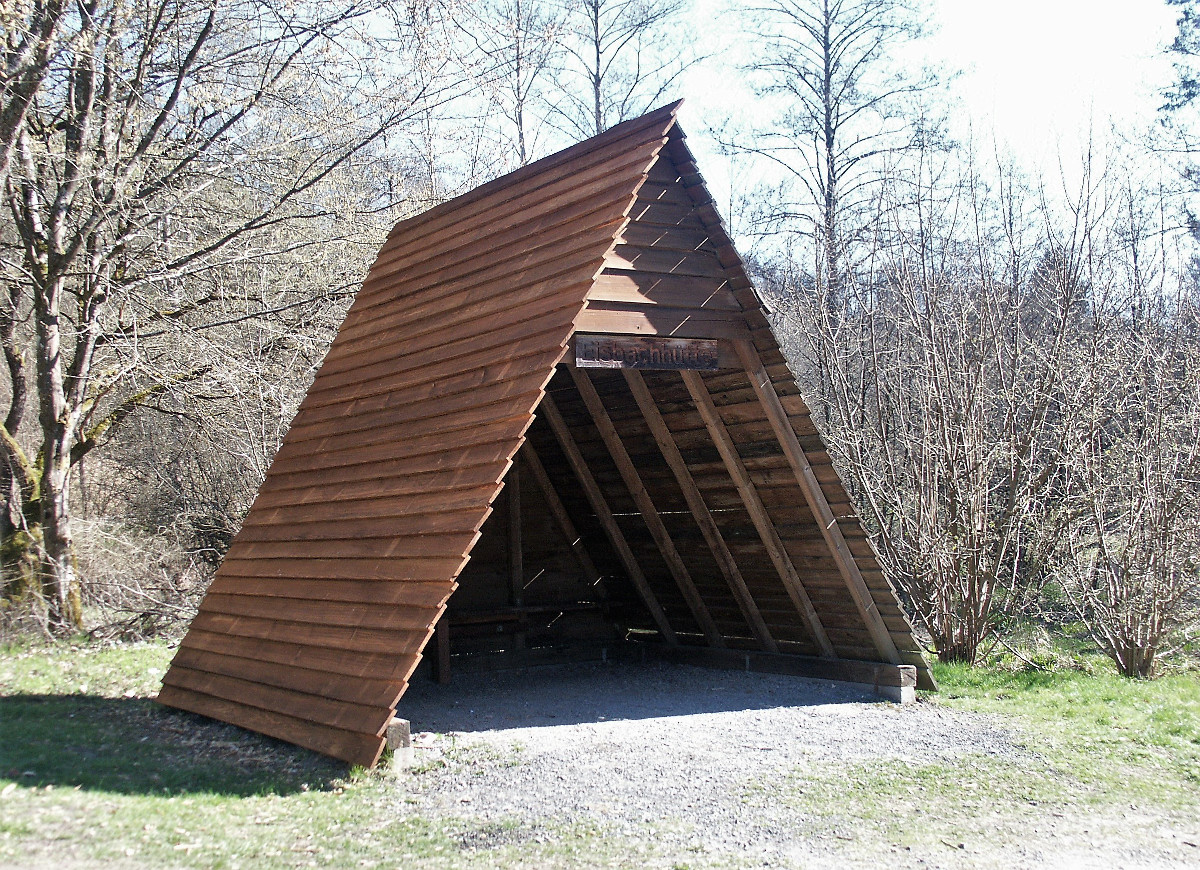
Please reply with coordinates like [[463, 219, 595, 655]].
[[0, 693, 346, 796], [399, 659, 881, 734]]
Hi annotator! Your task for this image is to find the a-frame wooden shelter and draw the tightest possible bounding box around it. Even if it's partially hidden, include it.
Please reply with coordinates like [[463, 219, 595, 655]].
[[158, 102, 933, 768]]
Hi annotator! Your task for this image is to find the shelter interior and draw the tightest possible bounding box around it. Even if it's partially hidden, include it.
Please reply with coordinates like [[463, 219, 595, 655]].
[[429, 356, 910, 684]]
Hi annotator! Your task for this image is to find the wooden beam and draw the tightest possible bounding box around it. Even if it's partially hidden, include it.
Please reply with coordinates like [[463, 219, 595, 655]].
[[681, 369, 836, 658], [570, 368, 725, 648], [643, 644, 917, 703], [734, 339, 902, 664], [519, 446, 607, 596], [623, 369, 778, 653], [539, 394, 679, 644], [505, 461, 526, 649], [433, 619, 451, 685]]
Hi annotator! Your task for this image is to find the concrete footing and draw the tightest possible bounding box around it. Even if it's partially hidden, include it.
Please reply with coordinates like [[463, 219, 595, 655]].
[[386, 718, 414, 771]]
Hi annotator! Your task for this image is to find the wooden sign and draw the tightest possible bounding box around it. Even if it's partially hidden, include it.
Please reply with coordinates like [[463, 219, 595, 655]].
[[575, 334, 721, 371]]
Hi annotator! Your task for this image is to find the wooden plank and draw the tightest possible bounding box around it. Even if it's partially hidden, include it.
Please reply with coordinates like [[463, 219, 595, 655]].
[[201, 592, 443, 632], [216, 554, 469, 583], [189, 610, 432, 656], [575, 304, 752, 341], [680, 369, 836, 658], [569, 367, 724, 648], [623, 369, 777, 653], [229, 530, 481, 562], [205, 576, 456, 608], [734, 339, 901, 665], [604, 245, 728, 279], [261, 442, 512, 493], [627, 199, 706, 228], [249, 461, 506, 511], [520, 446, 606, 592], [539, 393, 678, 644], [237, 484, 502, 529], [169, 646, 406, 709], [232, 513, 483, 543], [163, 665, 393, 737], [179, 627, 421, 683], [156, 684, 386, 768], [587, 271, 739, 311]]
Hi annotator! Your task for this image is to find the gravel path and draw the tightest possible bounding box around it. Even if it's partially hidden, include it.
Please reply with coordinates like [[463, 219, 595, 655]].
[[393, 660, 1027, 866]]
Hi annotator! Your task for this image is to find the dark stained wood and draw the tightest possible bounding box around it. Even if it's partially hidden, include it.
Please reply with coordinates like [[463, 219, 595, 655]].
[[162, 104, 934, 769], [157, 684, 387, 768], [169, 646, 406, 709], [734, 339, 901, 665], [575, 304, 752, 341], [540, 393, 678, 644], [520, 446, 606, 592], [680, 369, 836, 658], [588, 271, 739, 311], [623, 369, 776, 653], [570, 367, 724, 648]]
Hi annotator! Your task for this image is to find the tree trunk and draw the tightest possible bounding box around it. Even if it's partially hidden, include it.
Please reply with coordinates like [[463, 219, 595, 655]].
[[39, 458, 81, 632]]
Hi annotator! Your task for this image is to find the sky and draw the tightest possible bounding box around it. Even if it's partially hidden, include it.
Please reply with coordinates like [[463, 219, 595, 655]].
[[927, 0, 1180, 168], [678, 0, 1184, 203]]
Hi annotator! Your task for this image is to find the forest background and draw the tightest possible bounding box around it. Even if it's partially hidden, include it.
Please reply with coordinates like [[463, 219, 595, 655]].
[[2, 0, 1199, 680]]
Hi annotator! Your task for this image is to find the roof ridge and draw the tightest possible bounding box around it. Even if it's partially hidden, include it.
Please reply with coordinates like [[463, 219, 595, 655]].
[[387, 100, 682, 240]]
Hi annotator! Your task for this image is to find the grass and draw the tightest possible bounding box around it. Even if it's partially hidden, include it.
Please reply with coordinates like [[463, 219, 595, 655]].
[[749, 656, 1200, 866], [1, 637, 1198, 868], [0, 638, 654, 869]]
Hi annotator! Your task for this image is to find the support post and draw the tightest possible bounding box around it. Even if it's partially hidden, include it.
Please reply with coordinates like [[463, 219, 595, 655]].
[[433, 620, 451, 685], [623, 369, 777, 653], [681, 369, 836, 658], [506, 462, 526, 650], [570, 368, 724, 648], [540, 394, 679, 644], [520, 446, 607, 597], [734, 339, 901, 664]]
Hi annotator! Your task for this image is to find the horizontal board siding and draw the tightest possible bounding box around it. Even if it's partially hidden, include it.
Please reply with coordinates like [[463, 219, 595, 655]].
[[160, 105, 680, 765]]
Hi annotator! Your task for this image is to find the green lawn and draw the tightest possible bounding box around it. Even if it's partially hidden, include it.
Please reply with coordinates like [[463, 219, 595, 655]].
[[1, 639, 1197, 868]]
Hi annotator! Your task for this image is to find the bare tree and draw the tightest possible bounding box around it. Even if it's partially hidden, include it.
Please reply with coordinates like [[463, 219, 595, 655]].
[[734, 0, 936, 303], [0, 0, 71, 188], [1056, 173, 1200, 677], [0, 0, 463, 632], [551, 0, 696, 138], [768, 142, 1081, 663], [456, 0, 565, 166]]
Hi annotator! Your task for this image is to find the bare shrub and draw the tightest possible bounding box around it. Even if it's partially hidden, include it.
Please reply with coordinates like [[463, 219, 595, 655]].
[[72, 519, 211, 641]]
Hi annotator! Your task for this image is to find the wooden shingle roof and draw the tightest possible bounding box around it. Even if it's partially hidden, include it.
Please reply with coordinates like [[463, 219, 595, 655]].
[[159, 103, 932, 768]]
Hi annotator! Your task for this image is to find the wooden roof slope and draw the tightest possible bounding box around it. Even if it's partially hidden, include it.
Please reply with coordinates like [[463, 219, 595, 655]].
[[158, 103, 932, 768]]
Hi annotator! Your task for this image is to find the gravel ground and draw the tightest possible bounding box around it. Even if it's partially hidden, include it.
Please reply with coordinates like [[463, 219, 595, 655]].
[[393, 660, 1039, 867]]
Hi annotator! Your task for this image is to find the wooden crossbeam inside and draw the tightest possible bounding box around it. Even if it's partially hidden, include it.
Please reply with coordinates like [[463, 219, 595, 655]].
[[734, 339, 901, 664], [539, 393, 678, 644], [519, 445, 607, 597], [570, 368, 725, 648], [681, 369, 836, 658], [623, 369, 777, 653]]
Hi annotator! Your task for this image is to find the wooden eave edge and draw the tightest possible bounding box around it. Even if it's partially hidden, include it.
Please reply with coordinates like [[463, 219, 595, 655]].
[[657, 122, 937, 687]]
